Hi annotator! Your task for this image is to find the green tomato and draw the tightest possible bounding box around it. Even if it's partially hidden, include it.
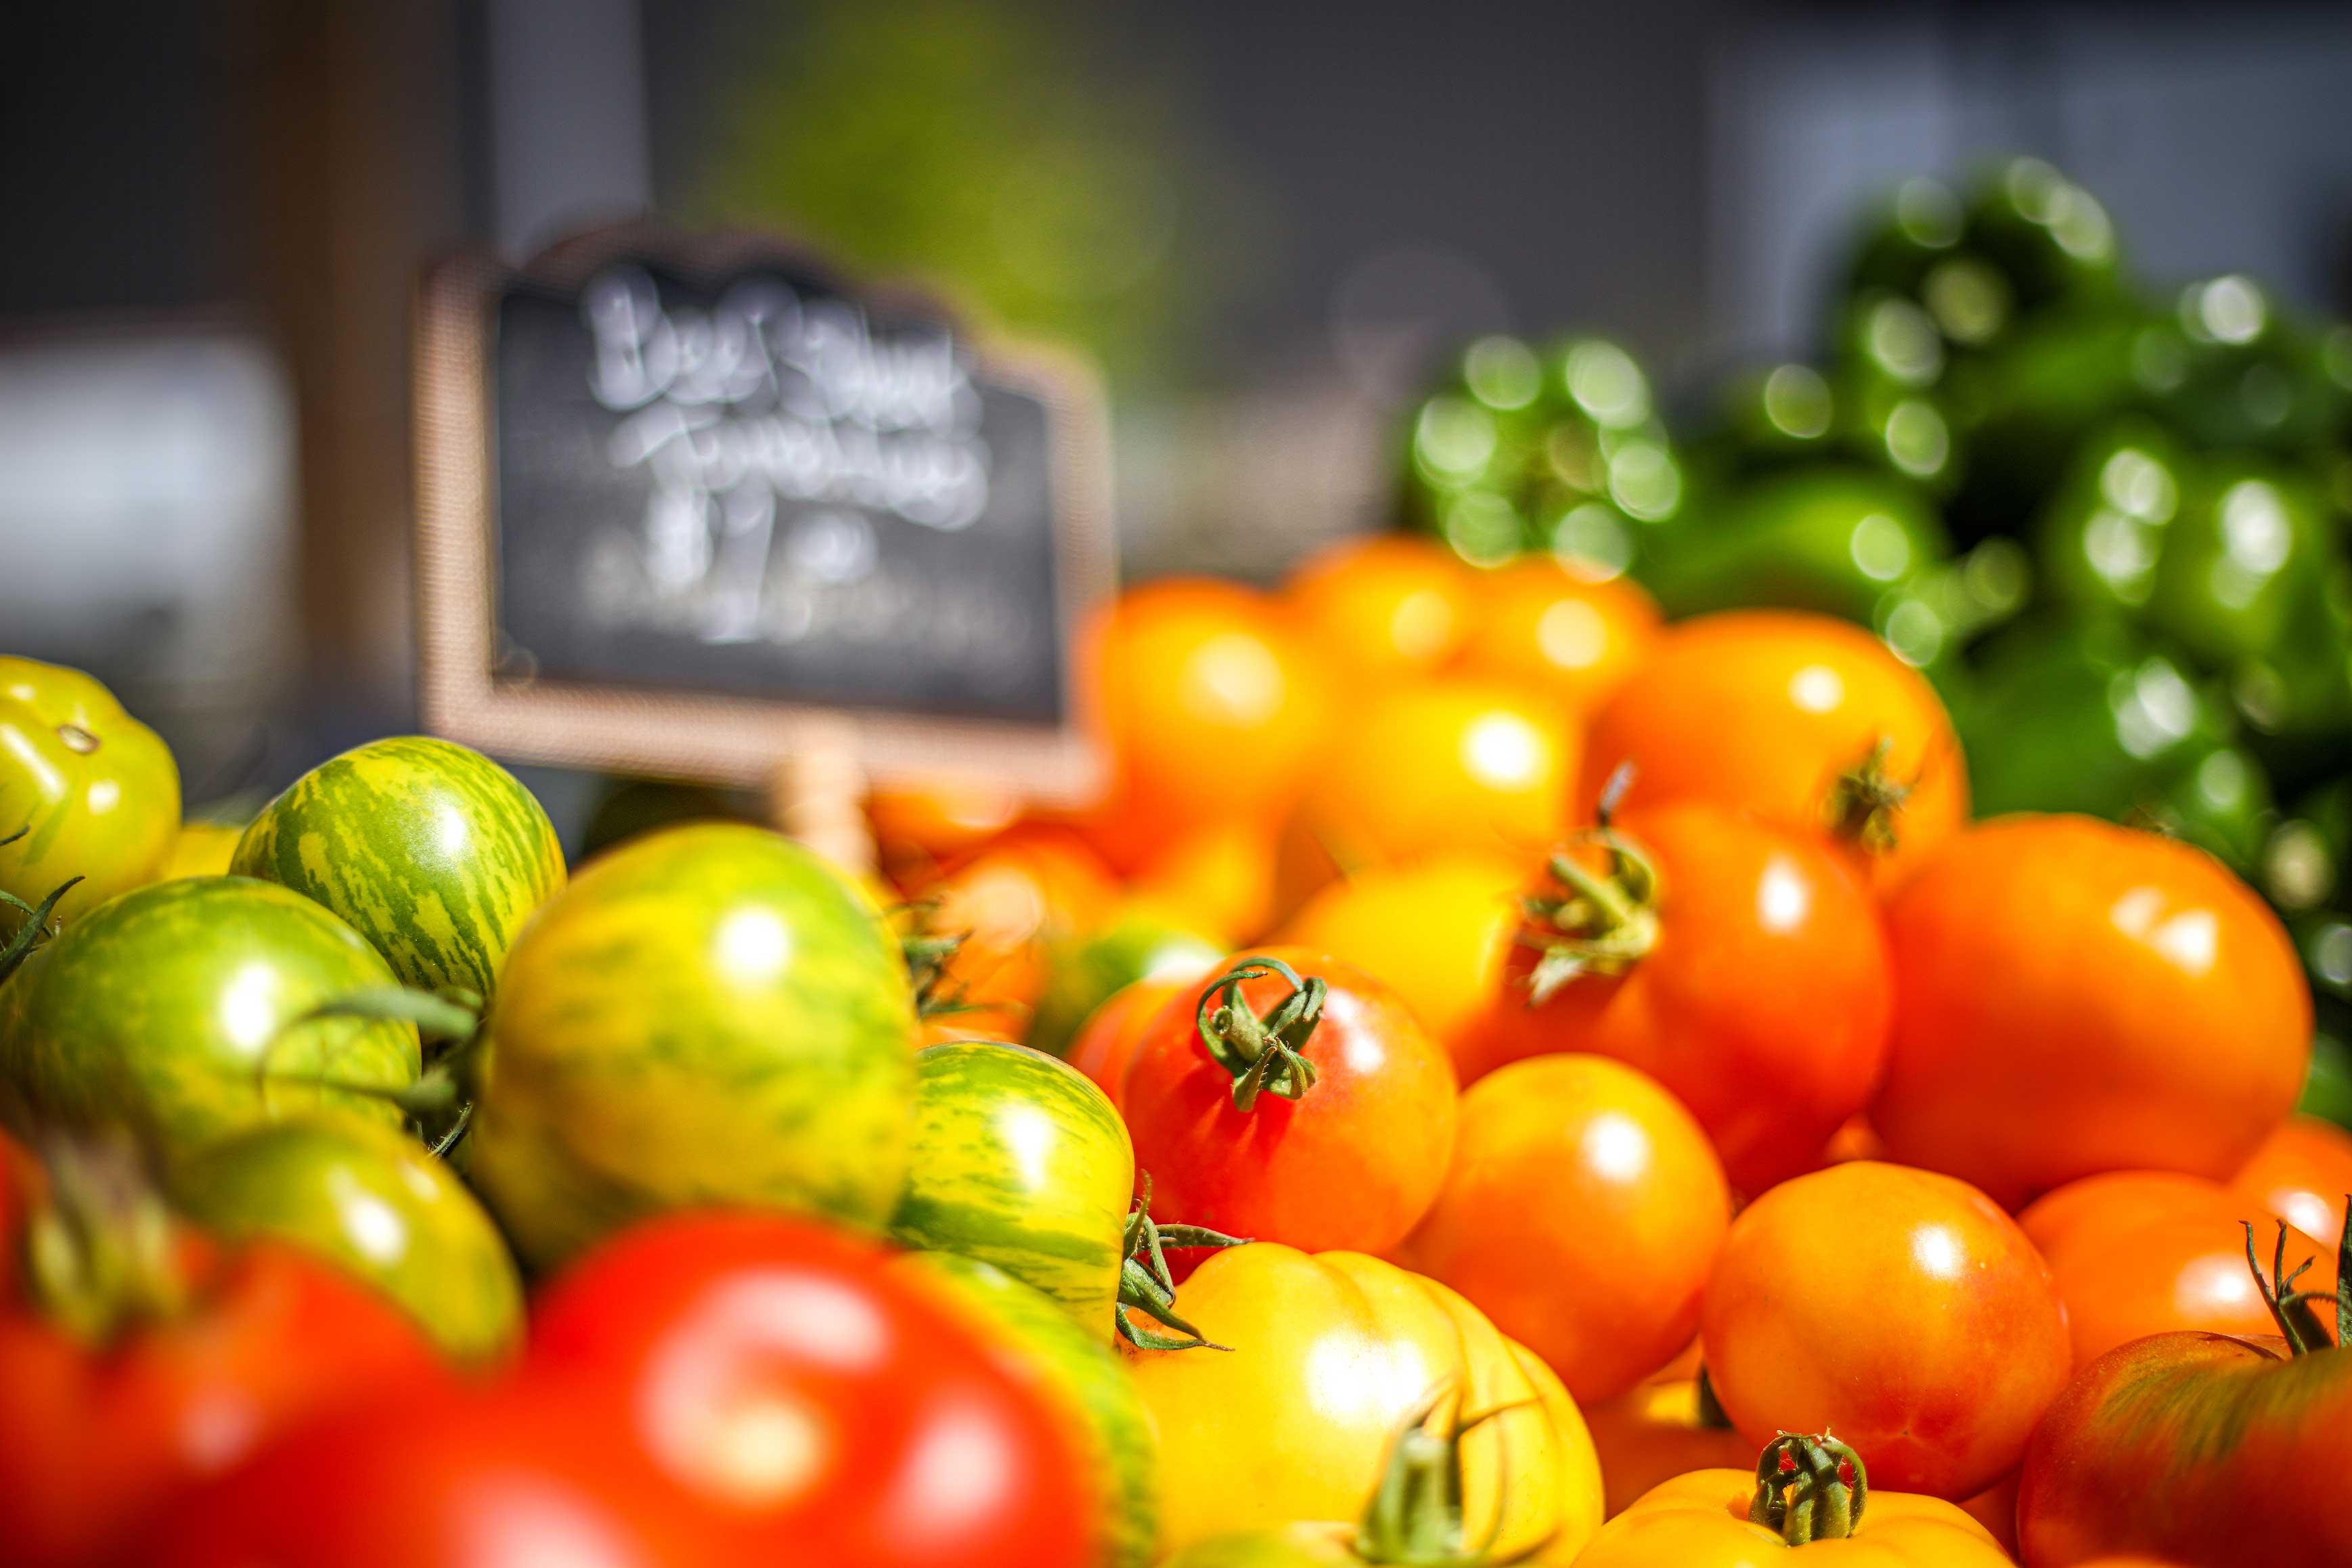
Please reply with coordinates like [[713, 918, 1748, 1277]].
[[467, 822, 914, 1268], [232, 737, 564, 1002], [0, 656, 181, 933], [171, 1113, 521, 1363], [1027, 906, 1222, 1059], [889, 1039, 1132, 1330], [0, 877, 419, 1160], [894, 1251, 1157, 1568]]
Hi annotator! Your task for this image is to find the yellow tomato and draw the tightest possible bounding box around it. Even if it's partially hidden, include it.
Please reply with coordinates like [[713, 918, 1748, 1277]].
[[1580, 1464, 2010, 1565], [1126, 817, 1274, 945], [162, 820, 243, 879], [1281, 534, 1475, 683], [0, 656, 179, 928], [1124, 1243, 1603, 1563], [1582, 1377, 1755, 1519], [1453, 556, 1661, 715], [1272, 853, 1522, 1060]]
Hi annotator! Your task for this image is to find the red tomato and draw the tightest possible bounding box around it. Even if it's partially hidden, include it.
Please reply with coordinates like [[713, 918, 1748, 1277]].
[[131, 1382, 724, 1567], [1396, 1054, 1731, 1403], [1065, 975, 1186, 1110], [2019, 1170, 2339, 1370], [1873, 815, 2311, 1208], [525, 1211, 1092, 1567], [1700, 1161, 2072, 1500], [0, 1234, 447, 1567], [2232, 1113, 2352, 1247], [1121, 947, 1459, 1254], [1458, 801, 1893, 1194], [1577, 610, 1967, 887]]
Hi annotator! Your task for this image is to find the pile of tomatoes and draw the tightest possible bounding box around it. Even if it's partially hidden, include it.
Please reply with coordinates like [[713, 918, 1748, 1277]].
[[1, 533, 2347, 1567]]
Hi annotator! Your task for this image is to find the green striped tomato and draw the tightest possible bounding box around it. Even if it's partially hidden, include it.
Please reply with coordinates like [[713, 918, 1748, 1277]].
[[0, 876, 419, 1159], [468, 823, 916, 1268], [171, 1113, 523, 1364], [889, 1039, 1134, 1331], [895, 1251, 1158, 1568], [231, 736, 564, 1002]]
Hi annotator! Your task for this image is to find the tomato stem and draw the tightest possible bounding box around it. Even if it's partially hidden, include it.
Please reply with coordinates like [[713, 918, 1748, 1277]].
[[2242, 1217, 2347, 1355], [0, 874, 82, 984], [1193, 956, 1325, 1113], [1750, 1433, 1867, 1544], [1113, 1172, 1249, 1351], [1823, 735, 1913, 856], [1353, 1383, 1551, 1566], [1517, 828, 1660, 1003]]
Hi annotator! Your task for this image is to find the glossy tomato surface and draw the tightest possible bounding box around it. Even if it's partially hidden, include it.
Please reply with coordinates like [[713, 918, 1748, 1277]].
[[2231, 1113, 2352, 1247], [1281, 533, 1475, 684], [1452, 556, 1662, 715], [1121, 947, 1458, 1254], [1873, 815, 2309, 1207], [1700, 1161, 2072, 1499], [1398, 1054, 1730, 1402], [0, 656, 180, 928], [1461, 801, 1892, 1194], [1575, 1466, 2011, 1565], [1066, 975, 1188, 1110], [525, 1211, 1093, 1567]]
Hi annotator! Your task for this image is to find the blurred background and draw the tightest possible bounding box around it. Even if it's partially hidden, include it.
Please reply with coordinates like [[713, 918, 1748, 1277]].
[[5, 0, 2351, 822]]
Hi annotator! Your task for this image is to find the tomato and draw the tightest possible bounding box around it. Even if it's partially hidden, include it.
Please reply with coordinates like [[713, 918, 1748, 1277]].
[[868, 776, 1023, 876], [169, 1113, 523, 1364], [1123, 1242, 1603, 1562], [0, 877, 420, 1160], [1122, 948, 1458, 1254], [1276, 679, 1572, 911], [0, 1150, 447, 1567], [1027, 901, 1224, 1058], [889, 1041, 1134, 1332], [1582, 1374, 1754, 1519], [526, 1211, 1094, 1565], [1272, 851, 1522, 1071], [160, 820, 241, 879], [130, 1381, 724, 1567], [1067, 975, 1186, 1109], [1873, 815, 2310, 1208], [1452, 555, 1662, 715], [1124, 815, 1279, 944], [1460, 801, 1893, 1194], [469, 823, 916, 1268], [1085, 579, 1333, 853], [895, 1251, 1159, 1568], [2232, 1113, 2352, 1246], [1700, 1161, 2072, 1499], [1397, 1054, 1731, 1403], [901, 824, 1120, 1043], [1576, 1437, 2011, 1565], [0, 656, 180, 931], [1279, 533, 1475, 683], [2019, 1169, 2338, 1369], [1577, 610, 1966, 887], [231, 736, 564, 1002]]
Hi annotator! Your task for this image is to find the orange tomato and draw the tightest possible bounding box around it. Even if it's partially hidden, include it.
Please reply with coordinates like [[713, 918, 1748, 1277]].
[[1700, 1162, 2072, 1500], [1272, 852, 1522, 1066], [1581, 1376, 1754, 1519], [2231, 1113, 2352, 1247], [1873, 815, 2311, 1209], [1280, 534, 1475, 683], [902, 826, 1119, 1040], [1398, 1055, 1731, 1404], [1277, 679, 1572, 911], [1086, 580, 1331, 853], [1453, 556, 1661, 715], [1062, 975, 1184, 1111], [868, 779, 1022, 877], [1459, 802, 1892, 1195], [1577, 610, 1966, 887], [1125, 817, 1276, 944], [2018, 1169, 2338, 1370], [1960, 1471, 2020, 1558], [1577, 1460, 2012, 1565]]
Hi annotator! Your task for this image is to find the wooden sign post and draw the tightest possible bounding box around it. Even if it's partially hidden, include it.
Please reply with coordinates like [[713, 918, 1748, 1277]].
[[412, 226, 1114, 870]]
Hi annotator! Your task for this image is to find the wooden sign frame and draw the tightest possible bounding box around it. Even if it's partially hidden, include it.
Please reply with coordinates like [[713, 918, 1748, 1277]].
[[412, 224, 1113, 803]]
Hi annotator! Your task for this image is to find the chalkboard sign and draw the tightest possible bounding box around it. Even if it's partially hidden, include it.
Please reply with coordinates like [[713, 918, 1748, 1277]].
[[413, 225, 1113, 798]]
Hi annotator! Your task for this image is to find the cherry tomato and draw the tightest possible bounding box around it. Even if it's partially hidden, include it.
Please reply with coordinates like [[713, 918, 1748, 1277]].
[[1084, 579, 1332, 856], [1066, 975, 1187, 1110], [525, 1210, 1093, 1566], [2018, 1169, 2339, 1369], [902, 824, 1119, 1042], [1277, 679, 1573, 911], [1398, 1054, 1731, 1403], [130, 1382, 724, 1567], [1700, 1161, 2072, 1500], [1452, 556, 1661, 715], [1122, 947, 1458, 1254], [2232, 1113, 2352, 1247], [1873, 814, 2310, 1208], [1459, 801, 1892, 1194], [1124, 816, 1277, 944], [1577, 610, 1966, 887], [1280, 533, 1475, 683], [1272, 851, 1522, 1069]]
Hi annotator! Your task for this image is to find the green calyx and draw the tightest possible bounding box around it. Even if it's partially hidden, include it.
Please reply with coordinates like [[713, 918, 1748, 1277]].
[[1823, 736, 1911, 857], [1114, 1172, 1249, 1352], [897, 903, 973, 1021], [0, 824, 79, 985], [1195, 956, 1326, 1113], [1352, 1386, 1549, 1567], [2242, 1205, 2352, 1356], [1749, 1433, 1868, 1545], [20, 1132, 189, 1345], [255, 984, 486, 1156], [1517, 828, 1661, 1004]]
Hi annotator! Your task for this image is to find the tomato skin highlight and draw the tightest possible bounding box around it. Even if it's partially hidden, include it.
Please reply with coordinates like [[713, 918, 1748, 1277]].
[[1120, 947, 1458, 1255], [1461, 801, 1892, 1194], [1873, 814, 2310, 1209], [0, 656, 181, 931], [2018, 1330, 2352, 1566], [2231, 1113, 2352, 1247]]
